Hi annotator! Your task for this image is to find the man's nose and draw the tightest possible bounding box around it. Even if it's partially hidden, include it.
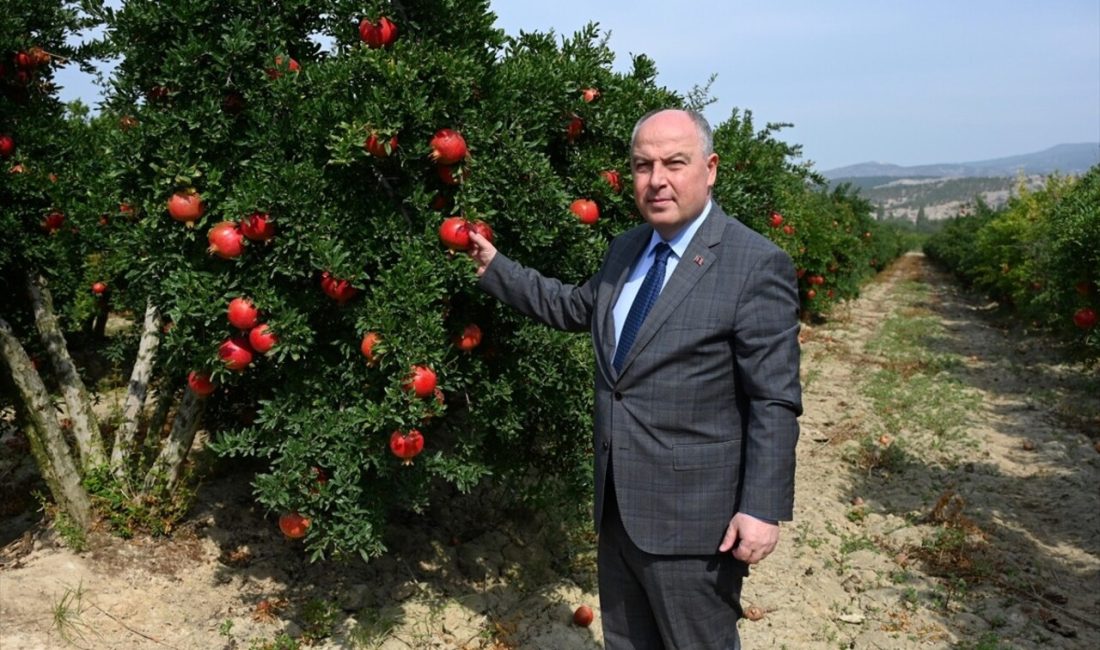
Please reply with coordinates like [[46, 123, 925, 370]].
[[648, 164, 667, 187]]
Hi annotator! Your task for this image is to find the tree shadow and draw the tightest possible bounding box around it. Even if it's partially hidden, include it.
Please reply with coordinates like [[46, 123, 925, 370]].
[[192, 463, 602, 648], [842, 258, 1100, 645]]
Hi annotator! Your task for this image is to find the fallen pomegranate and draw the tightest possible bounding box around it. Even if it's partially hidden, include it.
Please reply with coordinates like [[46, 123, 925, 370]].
[[403, 364, 437, 398], [570, 198, 599, 225], [240, 211, 275, 241], [249, 323, 277, 354], [389, 429, 425, 465], [227, 297, 259, 330], [573, 604, 594, 627], [167, 189, 204, 226], [320, 271, 358, 304], [278, 512, 310, 539], [218, 336, 254, 371], [428, 128, 468, 165], [208, 222, 245, 259], [187, 371, 216, 397]]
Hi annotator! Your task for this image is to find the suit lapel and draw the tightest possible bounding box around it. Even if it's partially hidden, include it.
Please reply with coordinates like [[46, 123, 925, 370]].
[[615, 204, 726, 377], [596, 226, 652, 380]]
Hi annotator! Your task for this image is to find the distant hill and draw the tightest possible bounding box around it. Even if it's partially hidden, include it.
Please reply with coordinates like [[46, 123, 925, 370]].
[[822, 143, 1099, 180]]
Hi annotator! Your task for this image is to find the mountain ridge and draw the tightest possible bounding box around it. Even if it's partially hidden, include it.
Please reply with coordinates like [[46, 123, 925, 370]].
[[822, 143, 1099, 180]]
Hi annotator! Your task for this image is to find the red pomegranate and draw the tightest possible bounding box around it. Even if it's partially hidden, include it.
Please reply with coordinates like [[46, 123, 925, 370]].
[[320, 271, 358, 304], [227, 297, 259, 330], [454, 324, 482, 352], [187, 371, 216, 397], [428, 128, 468, 165], [249, 323, 277, 354], [403, 365, 437, 398], [570, 199, 599, 225], [208, 222, 245, 259], [359, 16, 398, 48], [389, 429, 424, 465], [360, 331, 381, 365], [365, 132, 398, 158], [278, 512, 310, 539], [240, 212, 275, 241], [168, 190, 204, 226], [218, 337, 254, 371]]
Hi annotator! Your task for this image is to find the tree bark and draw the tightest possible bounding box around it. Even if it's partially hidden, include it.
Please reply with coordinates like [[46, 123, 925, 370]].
[[0, 316, 92, 530], [142, 385, 205, 494], [27, 273, 107, 469], [111, 299, 162, 482]]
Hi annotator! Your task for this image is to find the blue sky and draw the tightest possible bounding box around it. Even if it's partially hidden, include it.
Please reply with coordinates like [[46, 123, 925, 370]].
[[55, 1, 1099, 171]]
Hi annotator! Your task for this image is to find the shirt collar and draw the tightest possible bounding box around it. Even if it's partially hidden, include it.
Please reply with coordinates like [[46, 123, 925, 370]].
[[642, 200, 712, 261]]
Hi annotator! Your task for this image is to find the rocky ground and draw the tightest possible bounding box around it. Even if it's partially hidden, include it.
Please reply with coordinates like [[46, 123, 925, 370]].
[[2, 252, 1098, 649]]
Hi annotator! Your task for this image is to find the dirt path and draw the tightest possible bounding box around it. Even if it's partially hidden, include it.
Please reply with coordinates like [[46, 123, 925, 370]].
[[2, 252, 1098, 649]]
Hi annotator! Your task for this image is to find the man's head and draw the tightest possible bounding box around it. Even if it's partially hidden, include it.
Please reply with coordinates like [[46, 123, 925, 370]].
[[630, 109, 719, 239]]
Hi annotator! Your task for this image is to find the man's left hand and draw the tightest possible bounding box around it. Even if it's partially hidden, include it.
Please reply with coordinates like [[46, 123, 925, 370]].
[[718, 513, 779, 564]]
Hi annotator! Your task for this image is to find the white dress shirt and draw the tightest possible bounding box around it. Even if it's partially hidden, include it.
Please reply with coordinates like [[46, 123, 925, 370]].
[[612, 201, 712, 350]]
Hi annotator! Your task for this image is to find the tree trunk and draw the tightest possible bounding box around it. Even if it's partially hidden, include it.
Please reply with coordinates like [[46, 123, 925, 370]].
[[145, 380, 176, 452], [142, 386, 205, 494], [27, 273, 107, 469], [0, 316, 92, 530], [93, 294, 109, 339], [110, 299, 162, 482]]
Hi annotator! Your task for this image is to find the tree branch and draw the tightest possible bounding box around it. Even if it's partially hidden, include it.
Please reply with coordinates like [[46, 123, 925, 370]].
[[0, 315, 92, 530], [111, 299, 162, 482], [27, 273, 107, 469]]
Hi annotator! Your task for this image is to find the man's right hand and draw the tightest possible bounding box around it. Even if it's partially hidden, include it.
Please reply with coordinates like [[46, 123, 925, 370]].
[[466, 230, 497, 277]]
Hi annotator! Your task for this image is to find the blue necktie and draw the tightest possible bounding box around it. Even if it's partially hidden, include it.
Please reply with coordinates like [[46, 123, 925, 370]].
[[614, 242, 672, 372]]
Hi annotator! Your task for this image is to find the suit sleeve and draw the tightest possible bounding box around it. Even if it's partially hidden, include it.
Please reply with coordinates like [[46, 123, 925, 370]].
[[477, 252, 598, 333], [733, 247, 803, 521]]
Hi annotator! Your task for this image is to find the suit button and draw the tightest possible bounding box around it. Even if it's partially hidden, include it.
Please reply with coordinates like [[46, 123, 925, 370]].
[[602, 441, 609, 450], [614, 391, 623, 401]]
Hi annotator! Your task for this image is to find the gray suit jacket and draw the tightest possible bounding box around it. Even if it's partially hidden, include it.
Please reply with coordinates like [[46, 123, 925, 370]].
[[479, 202, 802, 555]]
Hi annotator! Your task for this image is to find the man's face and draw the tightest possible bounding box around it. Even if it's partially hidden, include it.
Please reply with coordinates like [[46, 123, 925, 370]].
[[631, 110, 719, 239]]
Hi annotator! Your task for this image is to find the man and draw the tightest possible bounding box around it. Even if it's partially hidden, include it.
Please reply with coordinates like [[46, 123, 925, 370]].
[[467, 108, 802, 649]]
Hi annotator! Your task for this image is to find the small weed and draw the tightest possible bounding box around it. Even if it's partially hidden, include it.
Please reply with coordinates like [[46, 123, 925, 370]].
[[850, 432, 908, 474], [889, 569, 913, 584], [349, 606, 402, 649], [36, 493, 87, 552], [298, 598, 339, 643], [248, 634, 299, 650], [82, 465, 194, 538], [953, 632, 1010, 650], [50, 581, 94, 648], [794, 522, 825, 549], [839, 533, 876, 556]]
